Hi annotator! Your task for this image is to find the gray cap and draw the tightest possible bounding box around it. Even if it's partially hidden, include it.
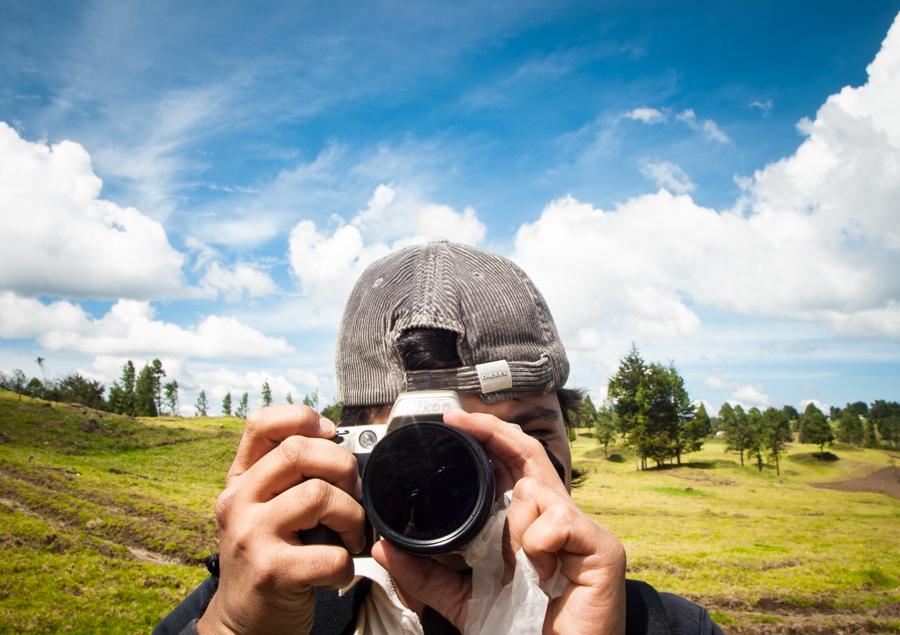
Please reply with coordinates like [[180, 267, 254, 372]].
[[335, 240, 569, 406]]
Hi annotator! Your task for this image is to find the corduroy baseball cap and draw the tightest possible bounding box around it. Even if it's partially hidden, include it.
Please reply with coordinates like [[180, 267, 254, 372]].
[[335, 240, 569, 406]]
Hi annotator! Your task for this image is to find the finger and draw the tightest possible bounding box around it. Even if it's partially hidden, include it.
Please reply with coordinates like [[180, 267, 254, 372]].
[[372, 540, 471, 629], [269, 543, 357, 590], [443, 410, 566, 495], [271, 479, 367, 554], [237, 435, 360, 502], [228, 405, 336, 482], [507, 478, 621, 582]]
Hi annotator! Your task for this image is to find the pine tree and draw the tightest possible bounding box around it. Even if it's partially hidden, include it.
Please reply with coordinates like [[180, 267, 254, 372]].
[[150, 359, 166, 415], [595, 402, 618, 458], [800, 403, 833, 454], [836, 409, 864, 445], [286, 392, 294, 405], [163, 380, 179, 415], [762, 407, 792, 475], [262, 382, 273, 407], [235, 392, 249, 419], [113, 360, 137, 415], [745, 407, 766, 471], [724, 405, 753, 466], [608, 344, 649, 469], [195, 390, 209, 417], [303, 388, 319, 410], [134, 364, 158, 416], [222, 392, 233, 416]]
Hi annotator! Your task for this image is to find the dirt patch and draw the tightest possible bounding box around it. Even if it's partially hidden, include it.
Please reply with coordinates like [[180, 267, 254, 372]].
[[127, 545, 180, 566], [812, 466, 900, 499]]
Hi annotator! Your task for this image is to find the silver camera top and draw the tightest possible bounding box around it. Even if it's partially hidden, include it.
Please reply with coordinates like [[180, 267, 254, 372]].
[[335, 390, 463, 455]]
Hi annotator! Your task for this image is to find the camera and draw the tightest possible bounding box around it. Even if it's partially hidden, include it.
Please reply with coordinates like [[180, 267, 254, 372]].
[[332, 390, 495, 556]]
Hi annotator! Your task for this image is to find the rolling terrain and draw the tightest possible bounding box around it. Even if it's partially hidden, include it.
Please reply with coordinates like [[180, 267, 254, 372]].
[[0, 389, 897, 633]]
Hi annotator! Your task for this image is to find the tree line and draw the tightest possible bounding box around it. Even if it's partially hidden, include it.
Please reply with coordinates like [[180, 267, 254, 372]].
[[565, 345, 900, 472], [0, 359, 335, 420]]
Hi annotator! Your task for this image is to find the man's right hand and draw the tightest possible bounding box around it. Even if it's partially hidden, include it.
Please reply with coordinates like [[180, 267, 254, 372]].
[[197, 405, 366, 635]]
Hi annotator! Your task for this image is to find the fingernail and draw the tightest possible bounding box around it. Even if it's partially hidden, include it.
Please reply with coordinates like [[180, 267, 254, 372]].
[[319, 415, 335, 435]]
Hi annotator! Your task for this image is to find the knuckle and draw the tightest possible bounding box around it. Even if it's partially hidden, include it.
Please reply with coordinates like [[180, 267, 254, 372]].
[[244, 408, 264, 431], [279, 434, 307, 464], [301, 478, 333, 513], [215, 488, 236, 527], [513, 475, 540, 499]]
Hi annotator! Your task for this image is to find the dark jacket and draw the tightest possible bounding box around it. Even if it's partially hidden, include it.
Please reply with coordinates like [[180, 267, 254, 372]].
[[153, 576, 723, 635]]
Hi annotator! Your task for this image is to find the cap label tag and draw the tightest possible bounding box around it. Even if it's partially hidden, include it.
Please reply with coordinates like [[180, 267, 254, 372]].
[[476, 359, 512, 394]]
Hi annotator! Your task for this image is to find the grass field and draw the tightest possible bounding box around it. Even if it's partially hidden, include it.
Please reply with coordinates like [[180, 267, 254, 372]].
[[0, 388, 897, 633]]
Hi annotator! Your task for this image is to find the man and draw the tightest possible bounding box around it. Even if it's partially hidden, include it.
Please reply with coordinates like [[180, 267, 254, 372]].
[[156, 241, 722, 634]]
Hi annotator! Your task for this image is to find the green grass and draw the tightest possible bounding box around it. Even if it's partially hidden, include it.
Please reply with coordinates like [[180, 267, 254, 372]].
[[571, 434, 900, 632], [1, 389, 898, 633]]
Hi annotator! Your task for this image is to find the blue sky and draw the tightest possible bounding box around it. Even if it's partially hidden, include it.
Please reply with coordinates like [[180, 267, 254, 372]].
[[1, 1, 899, 415]]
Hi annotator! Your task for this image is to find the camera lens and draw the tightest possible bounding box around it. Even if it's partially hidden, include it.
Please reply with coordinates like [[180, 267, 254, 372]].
[[362, 422, 494, 555]]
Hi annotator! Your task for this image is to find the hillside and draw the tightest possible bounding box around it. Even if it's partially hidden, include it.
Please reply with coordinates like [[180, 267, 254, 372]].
[[0, 388, 898, 633], [0, 389, 236, 632]]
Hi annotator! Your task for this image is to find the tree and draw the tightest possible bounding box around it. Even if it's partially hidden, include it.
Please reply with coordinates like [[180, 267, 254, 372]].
[[846, 401, 868, 417], [864, 418, 879, 448], [222, 392, 233, 416], [150, 359, 166, 415], [25, 377, 43, 398], [782, 405, 800, 434], [35, 356, 46, 378], [607, 346, 694, 469], [195, 390, 209, 417], [724, 405, 754, 467], [836, 410, 863, 446], [303, 389, 320, 410], [163, 380, 179, 416], [800, 403, 833, 453], [235, 392, 249, 419], [321, 401, 342, 424], [56, 373, 107, 410], [762, 407, 792, 475], [261, 381, 273, 407], [608, 344, 649, 469], [111, 360, 137, 415], [869, 400, 900, 450], [286, 392, 294, 405], [134, 364, 158, 416], [594, 402, 618, 458], [745, 408, 766, 471]]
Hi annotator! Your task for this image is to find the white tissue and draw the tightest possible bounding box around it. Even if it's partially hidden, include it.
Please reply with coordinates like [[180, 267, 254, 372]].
[[460, 491, 566, 635]]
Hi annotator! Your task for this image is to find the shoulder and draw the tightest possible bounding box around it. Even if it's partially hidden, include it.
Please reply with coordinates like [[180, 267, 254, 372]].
[[625, 579, 724, 635], [658, 591, 724, 635]]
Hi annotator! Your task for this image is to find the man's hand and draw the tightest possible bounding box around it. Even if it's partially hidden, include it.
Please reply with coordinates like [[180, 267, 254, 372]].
[[371, 409, 626, 635], [197, 405, 366, 635]]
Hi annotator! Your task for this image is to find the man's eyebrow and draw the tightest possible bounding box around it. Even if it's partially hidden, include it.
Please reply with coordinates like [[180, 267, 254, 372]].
[[508, 407, 560, 426]]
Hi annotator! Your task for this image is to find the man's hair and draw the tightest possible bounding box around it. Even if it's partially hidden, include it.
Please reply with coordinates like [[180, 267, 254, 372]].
[[340, 327, 583, 431]]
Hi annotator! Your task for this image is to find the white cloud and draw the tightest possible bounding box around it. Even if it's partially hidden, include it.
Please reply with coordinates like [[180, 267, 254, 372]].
[[513, 15, 900, 359], [352, 184, 486, 246], [704, 375, 730, 390], [198, 261, 278, 301], [288, 184, 486, 324], [676, 109, 730, 143], [639, 160, 696, 194], [0, 123, 186, 299], [0, 292, 293, 358], [622, 107, 666, 124], [730, 384, 771, 408], [750, 99, 773, 115]]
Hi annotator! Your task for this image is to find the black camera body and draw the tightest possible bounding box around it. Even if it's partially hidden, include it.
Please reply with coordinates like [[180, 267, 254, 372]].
[[330, 390, 495, 556]]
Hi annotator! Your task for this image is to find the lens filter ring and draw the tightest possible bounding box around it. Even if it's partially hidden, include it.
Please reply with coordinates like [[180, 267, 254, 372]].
[[362, 421, 494, 555]]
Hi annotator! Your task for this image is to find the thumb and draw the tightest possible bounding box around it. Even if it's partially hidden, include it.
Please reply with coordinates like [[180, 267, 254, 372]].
[[371, 540, 472, 629]]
